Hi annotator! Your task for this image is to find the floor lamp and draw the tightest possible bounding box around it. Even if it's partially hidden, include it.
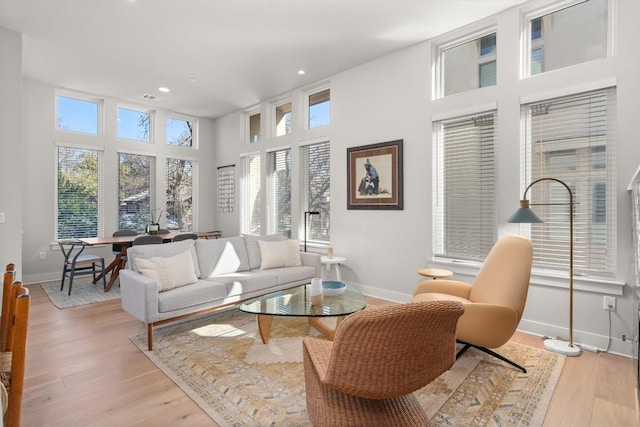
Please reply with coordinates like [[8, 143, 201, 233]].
[[304, 211, 320, 252], [508, 177, 581, 357]]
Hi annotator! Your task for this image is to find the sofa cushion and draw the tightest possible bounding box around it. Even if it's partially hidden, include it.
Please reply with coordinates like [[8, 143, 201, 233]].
[[196, 236, 250, 277], [128, 239, 201, 278], [274, 265, 317, 285], [157, 280, 229, 313], [202, 270, 278, 297], [259, 239, 302, 270], [136, 249, 198, 292], [243, 234, 284, 269]]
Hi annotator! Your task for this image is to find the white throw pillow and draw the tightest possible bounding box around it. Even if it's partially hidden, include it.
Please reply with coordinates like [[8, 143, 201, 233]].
[[136, 249, 198, 292], [258, 239, 302, 270]]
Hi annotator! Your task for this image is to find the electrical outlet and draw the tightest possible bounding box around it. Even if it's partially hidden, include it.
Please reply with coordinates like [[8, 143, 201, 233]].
[[39, 252, 46, 260], [603, 296, 616, 311]]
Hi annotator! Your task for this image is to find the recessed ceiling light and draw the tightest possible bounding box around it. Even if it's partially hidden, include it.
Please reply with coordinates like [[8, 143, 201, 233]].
[[158, 87, 170, 93], [297, 70, 305, 75]]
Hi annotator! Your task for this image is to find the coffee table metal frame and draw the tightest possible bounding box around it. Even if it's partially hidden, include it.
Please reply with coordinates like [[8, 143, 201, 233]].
[[239, 282, 365, 343]]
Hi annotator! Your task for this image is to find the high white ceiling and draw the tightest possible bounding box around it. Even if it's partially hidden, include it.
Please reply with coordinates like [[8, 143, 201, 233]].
[[0, 0, 527, 119]]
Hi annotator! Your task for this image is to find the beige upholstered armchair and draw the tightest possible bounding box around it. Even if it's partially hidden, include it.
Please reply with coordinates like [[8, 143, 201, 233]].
[[413, 235, 533, 373], [303, 300, 464, 427]]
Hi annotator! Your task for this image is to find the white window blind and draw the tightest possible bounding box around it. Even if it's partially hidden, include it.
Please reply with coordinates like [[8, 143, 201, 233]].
[[267, 148, 291, 237], [522, 87, 616, 277], [241, 153, 261, 235], [56, 145, 104, 239], [118, 153, 156, 232], [433, 111, 497, 262], [300, 141, 330, 244]]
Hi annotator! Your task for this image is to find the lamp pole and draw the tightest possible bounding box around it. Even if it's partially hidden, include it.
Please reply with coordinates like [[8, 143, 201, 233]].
[[509, 177, 580, 356], [304, 211, 320, 252]]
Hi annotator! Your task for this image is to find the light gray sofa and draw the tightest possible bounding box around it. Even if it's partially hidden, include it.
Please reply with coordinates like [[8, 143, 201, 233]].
[[119, 235, 321, 350]]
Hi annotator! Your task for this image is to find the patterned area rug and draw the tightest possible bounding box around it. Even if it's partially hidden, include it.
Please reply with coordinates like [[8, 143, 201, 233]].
[[130, 308, 564, 426], [40, 276, 120, 309]]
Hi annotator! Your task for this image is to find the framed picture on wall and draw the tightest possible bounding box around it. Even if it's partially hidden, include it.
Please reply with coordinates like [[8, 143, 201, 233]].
[[347, 139, 403, 210]]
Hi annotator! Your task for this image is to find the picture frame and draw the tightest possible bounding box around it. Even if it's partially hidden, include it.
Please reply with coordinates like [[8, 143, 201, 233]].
[[347, 139, 403, 210]]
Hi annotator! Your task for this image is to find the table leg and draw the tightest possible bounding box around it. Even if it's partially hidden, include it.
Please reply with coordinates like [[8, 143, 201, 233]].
[[103, 245, 131, 292], [257, 315, 274, 344], [308, 315, 346, 341]]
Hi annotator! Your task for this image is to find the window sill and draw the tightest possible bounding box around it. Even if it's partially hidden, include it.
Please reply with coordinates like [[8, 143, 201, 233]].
[[431, 258, 625, 296]]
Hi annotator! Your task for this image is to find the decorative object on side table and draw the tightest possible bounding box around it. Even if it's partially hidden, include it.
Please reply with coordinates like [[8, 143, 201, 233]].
[[147, 209, 164, 235], [347, 139, 403, 210], [508, 177, 581, 357]]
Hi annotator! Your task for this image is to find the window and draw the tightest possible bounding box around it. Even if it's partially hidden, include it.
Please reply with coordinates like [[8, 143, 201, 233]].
[[167, 116, 194, 147], [308, 89, 330, 129], [56, 145, 104, 238], [300, 141, 330, 245], [275, 102, 292, 136], [528, 0, 608, 76], [118, 153, 156, 232], [241, 153, 261, 235], [117, 107, 151, 142], [267, 148, 291, 237], [433, 111, 497, 262], [166, 158, 193, 231], [249, 112, 261, 143], [56, 95, 100, 135], [441, 31, 497, 96], [522, 87, 616, 276]]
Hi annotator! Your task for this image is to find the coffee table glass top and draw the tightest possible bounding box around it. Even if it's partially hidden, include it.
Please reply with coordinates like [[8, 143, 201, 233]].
[[239, 282, 365, 318]]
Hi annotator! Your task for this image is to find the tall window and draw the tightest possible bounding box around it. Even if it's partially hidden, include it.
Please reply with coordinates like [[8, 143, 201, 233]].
[[267, 148, 291, 237], [433, 111, 497, 262], [166, 158, 193, 231], [248, 112, 261, 143], [117, 107, 151, 142], [441, 31, 497, 97], [56, 145, 104, 238], [308, 89, 330, 129], [300, 141, 330, 245], [167, 116, 194, 147], [118, 153, 156, 232], [527, 0, 607, 76], [241, 153, 261, 235], [56, 95, 100, 135], [522, 87, 616, 276], [275, 102, 292, 136]]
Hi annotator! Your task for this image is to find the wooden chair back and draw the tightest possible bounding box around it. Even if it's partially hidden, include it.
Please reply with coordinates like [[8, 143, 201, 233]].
[[0, 264, 16, 351]]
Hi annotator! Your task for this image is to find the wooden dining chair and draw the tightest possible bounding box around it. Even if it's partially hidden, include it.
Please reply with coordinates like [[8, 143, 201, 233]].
[[59, 240, 107, 295], [0, 264, 16, 352], [0, 284, 30, 427], [112, 230, 138, 276]]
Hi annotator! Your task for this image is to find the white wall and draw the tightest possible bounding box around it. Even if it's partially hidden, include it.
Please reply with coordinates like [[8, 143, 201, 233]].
[[0, 27, 23, 279], [20, 79, 217, 284], [213, 0, 640, 356]]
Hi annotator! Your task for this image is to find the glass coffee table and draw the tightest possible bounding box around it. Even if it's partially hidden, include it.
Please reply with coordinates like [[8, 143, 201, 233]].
[[239, 282, 366, 344]]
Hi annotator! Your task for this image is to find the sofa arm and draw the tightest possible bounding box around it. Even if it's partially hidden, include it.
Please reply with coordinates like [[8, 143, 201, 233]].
[[119, 269, 160, 324], [301, 252, 322, 278]]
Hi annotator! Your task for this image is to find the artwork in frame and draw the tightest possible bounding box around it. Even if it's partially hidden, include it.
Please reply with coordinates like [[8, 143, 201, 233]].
[[347, 139, 403, 210]]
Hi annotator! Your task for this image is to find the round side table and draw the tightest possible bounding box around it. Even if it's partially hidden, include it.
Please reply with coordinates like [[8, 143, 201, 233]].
[[417, 268, 453, 280], [321, 256, 346, 281]]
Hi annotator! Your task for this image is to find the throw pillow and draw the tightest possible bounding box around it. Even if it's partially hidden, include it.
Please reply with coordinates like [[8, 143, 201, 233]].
[[136, 249, 198, 292], [244, 234, 284, 269], [258, 239, 302, 270]]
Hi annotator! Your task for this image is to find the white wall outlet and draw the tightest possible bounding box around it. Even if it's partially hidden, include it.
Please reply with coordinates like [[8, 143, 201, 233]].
[[39, 251, 46, 260], [603, 296, 616, 311]]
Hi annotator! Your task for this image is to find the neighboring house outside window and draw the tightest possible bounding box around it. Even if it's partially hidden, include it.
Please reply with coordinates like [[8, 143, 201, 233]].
[[118, 152, 156, 232]]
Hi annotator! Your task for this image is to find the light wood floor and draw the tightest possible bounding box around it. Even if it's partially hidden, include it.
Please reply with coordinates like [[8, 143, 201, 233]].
[[21, 285, 638, 426]]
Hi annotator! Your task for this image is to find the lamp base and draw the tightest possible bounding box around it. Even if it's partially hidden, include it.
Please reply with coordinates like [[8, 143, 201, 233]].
[[544, 338, 582, 357]]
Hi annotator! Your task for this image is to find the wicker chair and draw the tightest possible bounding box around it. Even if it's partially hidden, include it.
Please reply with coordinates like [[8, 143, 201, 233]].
[[303, 300, 464, 427]]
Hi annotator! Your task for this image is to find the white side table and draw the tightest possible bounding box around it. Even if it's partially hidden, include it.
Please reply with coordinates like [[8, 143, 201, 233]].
[[320, 256, 346, 281]]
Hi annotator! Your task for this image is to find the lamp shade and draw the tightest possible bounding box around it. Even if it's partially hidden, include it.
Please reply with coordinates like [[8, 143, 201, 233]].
[[507, 200, 544, 223]]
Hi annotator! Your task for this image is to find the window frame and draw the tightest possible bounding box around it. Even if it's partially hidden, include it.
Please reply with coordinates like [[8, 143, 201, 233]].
[[240, 152, 262, 235], [117, 150, 157, 232], [266, 146, 292, 237], [274, 100, 293, 137], [299, 139, 331, 247], [246, 108, 261, 144], [306, 86, 331, 129], [165, 156, 197, 231], [116, 104, 153, 143], [166, 113, 197, 149], [55, 91, 103, 136]]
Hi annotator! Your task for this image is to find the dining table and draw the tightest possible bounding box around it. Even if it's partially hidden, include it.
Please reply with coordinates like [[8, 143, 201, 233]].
[[78, 230, 221, 292]]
